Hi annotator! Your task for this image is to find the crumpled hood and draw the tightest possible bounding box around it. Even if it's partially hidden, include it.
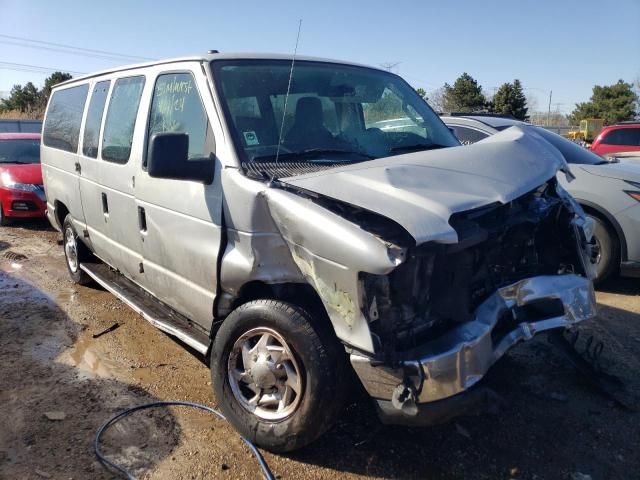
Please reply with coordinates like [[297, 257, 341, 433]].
[[282, 126, 568, 245]]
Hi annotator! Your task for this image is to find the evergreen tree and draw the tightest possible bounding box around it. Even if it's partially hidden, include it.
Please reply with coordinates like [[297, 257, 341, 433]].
[[570, 80, 637, 125], [442, 73, 487, 112], [491, 79, 528, 120]]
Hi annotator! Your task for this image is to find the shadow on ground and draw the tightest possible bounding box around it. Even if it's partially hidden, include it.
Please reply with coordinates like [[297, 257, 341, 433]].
[[286, 304, 640, 480], [0, 269, 180, 479], [1, 218, 54, 232], [596, 275, 640, 296]]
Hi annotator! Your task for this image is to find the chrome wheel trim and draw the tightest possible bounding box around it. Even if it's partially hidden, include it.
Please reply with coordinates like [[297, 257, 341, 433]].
[[593, 235, 602, 265], [64, 226, 79, 273], [227, 327, 304, 421]]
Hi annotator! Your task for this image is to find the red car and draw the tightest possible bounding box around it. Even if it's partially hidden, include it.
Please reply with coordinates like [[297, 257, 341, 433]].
[[590, 122, 640, 156], [0, 132, 46, 225]]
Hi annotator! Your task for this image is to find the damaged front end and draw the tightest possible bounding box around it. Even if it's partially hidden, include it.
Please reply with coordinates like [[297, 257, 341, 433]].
[[257, 128, 598, 425], [351, 179, 597, 422]]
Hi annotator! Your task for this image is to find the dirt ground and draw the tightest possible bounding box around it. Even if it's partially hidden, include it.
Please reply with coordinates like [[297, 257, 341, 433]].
[[1, 220, 639, 480]]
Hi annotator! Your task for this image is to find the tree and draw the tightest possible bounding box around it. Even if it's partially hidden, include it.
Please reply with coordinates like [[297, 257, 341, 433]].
[[414, 87, 427, 99], [570, 80, 638, 125], [39, 72, 73, 107], [426, 87, 445, 112], [0, 71, 72, 118], [441, 73, 487, 112], [491, 79, 529, 120]]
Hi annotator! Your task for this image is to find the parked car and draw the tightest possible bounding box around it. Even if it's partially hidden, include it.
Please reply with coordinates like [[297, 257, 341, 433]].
[[443, 114, 640, 283], [0, 132, 46, 225], [42, 54, 596, 452], [603, 151, 640, 163], [0, 119, 43, 133], [590, 122, 640, 156]]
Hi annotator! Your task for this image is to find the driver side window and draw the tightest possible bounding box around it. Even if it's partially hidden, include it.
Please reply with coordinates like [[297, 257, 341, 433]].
[[147, 72, 213, 166]]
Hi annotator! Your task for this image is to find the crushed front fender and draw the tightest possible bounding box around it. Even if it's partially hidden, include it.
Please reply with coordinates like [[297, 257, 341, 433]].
[[350, 273, 596, 408]]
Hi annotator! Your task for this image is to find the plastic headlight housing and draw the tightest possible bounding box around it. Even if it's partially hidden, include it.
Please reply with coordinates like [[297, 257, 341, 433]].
[[0, 171, 38, 191]]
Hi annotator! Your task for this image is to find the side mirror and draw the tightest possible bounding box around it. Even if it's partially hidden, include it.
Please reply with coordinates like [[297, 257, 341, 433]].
[[147, 132, 214, 183]]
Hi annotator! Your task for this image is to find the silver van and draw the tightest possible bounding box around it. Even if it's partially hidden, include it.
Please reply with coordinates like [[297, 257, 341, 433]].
[[41, 53, 597, 452]]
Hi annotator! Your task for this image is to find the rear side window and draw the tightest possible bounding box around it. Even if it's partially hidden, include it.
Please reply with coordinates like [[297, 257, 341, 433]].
[[147, 72, 211, 165], [602, 128, 640, 146], [102, 76, 145, 164], [43, 84, 89, 152], [82, 80, 111, 158], [450, 126, 489, 145]]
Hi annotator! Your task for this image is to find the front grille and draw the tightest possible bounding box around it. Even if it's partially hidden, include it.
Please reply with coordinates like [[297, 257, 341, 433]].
[[12, 200, 38, 211]]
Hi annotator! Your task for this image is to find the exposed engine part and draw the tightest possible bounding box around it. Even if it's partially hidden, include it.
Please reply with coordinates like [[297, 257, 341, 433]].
[[362, 179, 588, 362]]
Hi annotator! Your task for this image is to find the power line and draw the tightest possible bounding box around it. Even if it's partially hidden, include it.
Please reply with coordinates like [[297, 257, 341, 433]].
[[0, 34, 154, 62], [0, 61, 86, 76]]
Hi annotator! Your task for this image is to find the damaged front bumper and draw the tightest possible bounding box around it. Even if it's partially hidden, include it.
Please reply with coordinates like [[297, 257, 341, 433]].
[[350, 273, 596, 423]]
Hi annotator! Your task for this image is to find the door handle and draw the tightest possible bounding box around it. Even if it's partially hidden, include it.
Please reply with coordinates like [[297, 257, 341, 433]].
[[138, 206, 147, 233], [74, 162, 81, 174], [101, 192, 108, 215]]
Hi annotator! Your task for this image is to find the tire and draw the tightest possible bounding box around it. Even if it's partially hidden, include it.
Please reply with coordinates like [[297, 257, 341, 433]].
[[590, 215, 619, 284], [0, 205, 11, 226], [62, 214, 92, 285], [211, 299, 348, 452]]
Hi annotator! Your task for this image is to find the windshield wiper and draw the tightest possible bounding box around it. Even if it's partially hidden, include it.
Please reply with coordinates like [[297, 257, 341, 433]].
[[389, 143, 447, 154], [252, 148, 374, 162]]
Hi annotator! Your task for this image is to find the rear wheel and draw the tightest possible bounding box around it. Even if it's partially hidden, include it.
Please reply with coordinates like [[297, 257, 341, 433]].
[[62, 215, 92, 285], [211, 299, 348, 452], [590, 215, 619, 284]]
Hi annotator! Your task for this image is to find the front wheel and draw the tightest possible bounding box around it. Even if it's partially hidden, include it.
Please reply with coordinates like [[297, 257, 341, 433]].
[[210, 300, 348, 452], [590, 215, 619, 284]]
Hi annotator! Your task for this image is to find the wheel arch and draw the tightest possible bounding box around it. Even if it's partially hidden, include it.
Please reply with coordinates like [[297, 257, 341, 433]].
[[578, 200, 626, 262], [212, 281, 332, 340], [53, 200, 70, 230]]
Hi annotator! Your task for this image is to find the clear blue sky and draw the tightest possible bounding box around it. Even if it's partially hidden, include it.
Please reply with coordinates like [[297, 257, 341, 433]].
[[1, 0, 638, 114]]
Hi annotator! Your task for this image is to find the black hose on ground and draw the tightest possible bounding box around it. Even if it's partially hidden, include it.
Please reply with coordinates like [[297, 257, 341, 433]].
[[94, 400, 275, 480]]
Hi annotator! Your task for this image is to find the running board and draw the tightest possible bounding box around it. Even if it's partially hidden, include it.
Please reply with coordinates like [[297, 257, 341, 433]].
[[80, 263, 210, 355]]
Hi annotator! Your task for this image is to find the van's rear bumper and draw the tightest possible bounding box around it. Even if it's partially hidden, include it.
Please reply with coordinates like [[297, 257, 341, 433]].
[[350, 274, 596, 423]]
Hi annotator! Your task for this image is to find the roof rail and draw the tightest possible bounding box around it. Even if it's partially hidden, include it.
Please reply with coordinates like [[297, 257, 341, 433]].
[[614, 120, 640, 125]]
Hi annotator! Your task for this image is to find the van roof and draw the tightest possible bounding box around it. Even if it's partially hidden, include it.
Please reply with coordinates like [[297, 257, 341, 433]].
[[54, 52, 383, 88]]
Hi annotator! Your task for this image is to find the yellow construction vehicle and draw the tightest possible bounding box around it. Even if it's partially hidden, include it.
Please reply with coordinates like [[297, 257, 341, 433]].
[[564, 118, 604, 143]]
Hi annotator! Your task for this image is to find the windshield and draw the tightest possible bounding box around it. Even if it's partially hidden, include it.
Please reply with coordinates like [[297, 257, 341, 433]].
[[0, 139, 41, 164], [531, 127, 605, 165], [211, 60, 459, 177]]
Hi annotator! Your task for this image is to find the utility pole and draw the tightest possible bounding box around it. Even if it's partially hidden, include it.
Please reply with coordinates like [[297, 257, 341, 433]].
[[547, 90, 553, 126]]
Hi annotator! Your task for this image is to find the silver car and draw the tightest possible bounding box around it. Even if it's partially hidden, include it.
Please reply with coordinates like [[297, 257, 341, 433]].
[[41, 54, 596, 452], [444, 114, 640, 283]]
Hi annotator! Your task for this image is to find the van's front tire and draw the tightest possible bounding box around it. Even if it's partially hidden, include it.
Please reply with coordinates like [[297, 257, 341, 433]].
[[62, 215, 92, 285], [210, 299, 347, 452]]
